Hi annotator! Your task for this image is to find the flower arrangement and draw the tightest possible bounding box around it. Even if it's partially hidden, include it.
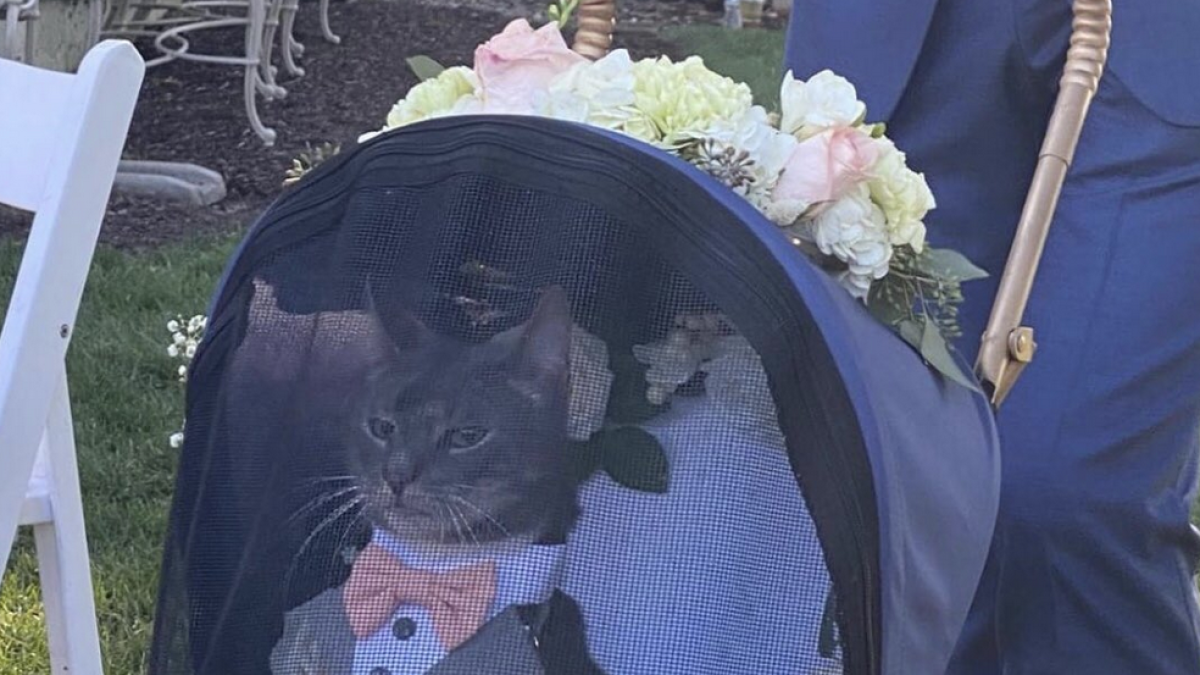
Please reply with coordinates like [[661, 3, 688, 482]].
[[359, 17, 987, 386]]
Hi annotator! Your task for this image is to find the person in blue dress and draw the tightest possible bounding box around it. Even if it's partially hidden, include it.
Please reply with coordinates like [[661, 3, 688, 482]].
[[785, 2, 1200, 673]]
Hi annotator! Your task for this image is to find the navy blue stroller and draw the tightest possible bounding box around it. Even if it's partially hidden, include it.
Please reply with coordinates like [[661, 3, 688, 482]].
[[147, 5, 1110, 673]]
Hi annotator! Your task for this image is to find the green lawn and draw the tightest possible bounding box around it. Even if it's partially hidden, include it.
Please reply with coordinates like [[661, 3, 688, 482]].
[[0, 236, 238, 674], [666, 25, 787, 111]]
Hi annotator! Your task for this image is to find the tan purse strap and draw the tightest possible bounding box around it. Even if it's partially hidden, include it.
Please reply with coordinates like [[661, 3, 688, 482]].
[[976, 0, 1112, 407]]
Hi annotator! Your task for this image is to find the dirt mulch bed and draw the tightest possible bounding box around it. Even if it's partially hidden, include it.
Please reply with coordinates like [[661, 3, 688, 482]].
[[0, 0, 697, 249]]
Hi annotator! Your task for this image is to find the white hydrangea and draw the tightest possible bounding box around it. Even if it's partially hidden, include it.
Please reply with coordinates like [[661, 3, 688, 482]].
[[779, 70, 867, 138], [763, 197, 810, 227], [868, 137, 935, 252], [805, 185, 893, 299], [540, 49, 640, 130]]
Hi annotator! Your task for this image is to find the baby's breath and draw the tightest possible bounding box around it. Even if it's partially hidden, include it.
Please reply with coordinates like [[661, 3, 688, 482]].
[[165, 313, 207, 447]]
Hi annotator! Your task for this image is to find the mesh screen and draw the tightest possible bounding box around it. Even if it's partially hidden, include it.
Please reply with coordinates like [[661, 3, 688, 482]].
[[150, 137, 855, 675]]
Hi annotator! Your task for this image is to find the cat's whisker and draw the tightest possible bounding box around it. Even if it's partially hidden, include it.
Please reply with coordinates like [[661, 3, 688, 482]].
[[295, 475, 357, 488], [329, 510, 367, 570], [446, 501, 469, 547], [449, 495, 511, 539], [284, 495, 363, 589], [285, 486, 360, 526], [430, 499, 452, 547], [448, 500, 481, 548]]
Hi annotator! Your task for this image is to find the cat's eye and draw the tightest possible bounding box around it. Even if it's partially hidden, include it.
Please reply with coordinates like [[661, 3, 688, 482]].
[[444, 426, 490, 452], [367, 417, 397, 441]]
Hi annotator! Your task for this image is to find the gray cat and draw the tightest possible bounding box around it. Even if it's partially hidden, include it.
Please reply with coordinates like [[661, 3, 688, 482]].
[[269, 285, 604, 675]]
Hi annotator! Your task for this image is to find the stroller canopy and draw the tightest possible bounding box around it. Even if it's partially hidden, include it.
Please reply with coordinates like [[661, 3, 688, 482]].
[[150, 117, 1000, 675]]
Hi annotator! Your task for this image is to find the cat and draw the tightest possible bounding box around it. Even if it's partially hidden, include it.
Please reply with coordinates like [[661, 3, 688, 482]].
[[270, 284, 605, 675], [345, 284, 580, 551]]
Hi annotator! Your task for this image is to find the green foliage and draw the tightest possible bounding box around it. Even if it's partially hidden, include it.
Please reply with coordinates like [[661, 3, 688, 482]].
[[283, 141, 342, 186], [586, 426, 669, 493], [868, 245, 986, 389], [406, 55, 446, 82], [546, 0, 580, 28]]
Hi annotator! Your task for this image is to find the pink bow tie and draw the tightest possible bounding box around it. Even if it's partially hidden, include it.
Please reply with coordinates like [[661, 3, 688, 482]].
[[342, 542, 498, 651]]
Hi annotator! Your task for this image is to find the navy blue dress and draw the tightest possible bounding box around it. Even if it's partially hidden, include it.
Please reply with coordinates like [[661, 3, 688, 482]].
[[786, 1, 1200, 672]]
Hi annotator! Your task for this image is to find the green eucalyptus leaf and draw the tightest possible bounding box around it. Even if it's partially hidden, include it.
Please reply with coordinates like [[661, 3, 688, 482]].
[[867, 283, 910, 327], [598, 427, 669, 493], [919, 317, 980, 391], [406, 55, 446, 82], [920, 248, 989, 282], [897, 317, 924, 350]]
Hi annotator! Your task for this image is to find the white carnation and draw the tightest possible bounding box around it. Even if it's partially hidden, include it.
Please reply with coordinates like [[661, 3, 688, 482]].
[[806, 185, 893, 299], [700, 335, 785, 449], [568, 325, 614, 441], [868, 138, 935, 252], [631, 55, 755, 147], [779, 70, 867, 138], [358, 67, 480, 142], [633, 331, 703, 405]]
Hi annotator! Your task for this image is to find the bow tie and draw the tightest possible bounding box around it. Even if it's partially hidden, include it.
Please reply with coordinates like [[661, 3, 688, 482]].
[[342, 542, 498, 651]]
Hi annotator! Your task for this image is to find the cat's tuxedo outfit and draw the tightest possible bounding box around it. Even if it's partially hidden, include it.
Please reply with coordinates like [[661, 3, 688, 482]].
[[787, 1, 1200, 672], [270, 530, 603, 675]]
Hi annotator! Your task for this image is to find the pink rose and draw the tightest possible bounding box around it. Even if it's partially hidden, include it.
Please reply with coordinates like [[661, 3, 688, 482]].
[[773, 126, 880, 207], [473, 19, 586, 113]]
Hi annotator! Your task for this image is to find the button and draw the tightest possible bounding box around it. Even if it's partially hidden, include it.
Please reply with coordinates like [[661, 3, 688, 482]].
[[369, 668, 391, 675], [392, 617, 417, 641]]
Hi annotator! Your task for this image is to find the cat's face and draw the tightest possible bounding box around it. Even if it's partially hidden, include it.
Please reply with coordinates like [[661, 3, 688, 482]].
[[347, 288, 576, 550]]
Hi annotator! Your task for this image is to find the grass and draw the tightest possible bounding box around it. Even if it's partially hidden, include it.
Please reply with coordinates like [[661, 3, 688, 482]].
[[666, 25, 787, 110], [0, 235, 239, 674]]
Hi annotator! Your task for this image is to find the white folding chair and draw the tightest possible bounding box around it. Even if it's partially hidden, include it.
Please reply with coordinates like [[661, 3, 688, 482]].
[[0, 39, 144, 674]]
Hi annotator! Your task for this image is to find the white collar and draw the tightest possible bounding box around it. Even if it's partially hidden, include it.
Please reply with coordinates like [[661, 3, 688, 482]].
[[370, 528, 565, 612]]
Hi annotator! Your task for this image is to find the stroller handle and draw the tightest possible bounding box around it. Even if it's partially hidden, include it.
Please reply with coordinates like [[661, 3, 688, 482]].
[[975, 0, 1111, 407], [571, 0, 1114, 409]]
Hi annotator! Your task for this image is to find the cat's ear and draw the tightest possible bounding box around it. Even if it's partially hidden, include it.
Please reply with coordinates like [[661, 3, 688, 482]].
[[363, 281, 432, 352], [515, 286, 572, 383]]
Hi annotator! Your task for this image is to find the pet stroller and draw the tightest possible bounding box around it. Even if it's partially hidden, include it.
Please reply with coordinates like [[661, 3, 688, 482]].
[[146, 3, 1111, 674]]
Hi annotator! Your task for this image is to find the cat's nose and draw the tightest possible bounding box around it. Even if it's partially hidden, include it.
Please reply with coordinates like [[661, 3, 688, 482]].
[[384, 458, 419, 493]]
